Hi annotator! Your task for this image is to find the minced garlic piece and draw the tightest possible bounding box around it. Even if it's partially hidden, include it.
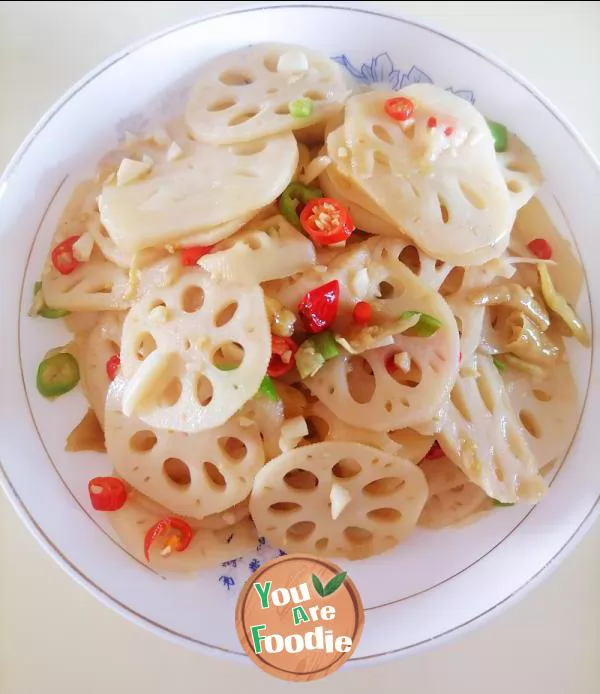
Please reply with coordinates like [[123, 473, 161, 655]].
[[330, 484, 352, 520], [122, 350, 176, 417], [278, 416, 309, 452], [72, 232, 94, 262], [166, 141, 183, 162], [116, 157, 152, 187], [393, 351, 411, 373]]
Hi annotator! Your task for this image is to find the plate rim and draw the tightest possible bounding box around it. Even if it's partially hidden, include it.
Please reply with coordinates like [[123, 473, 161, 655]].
[[1, 2, 599, 664]]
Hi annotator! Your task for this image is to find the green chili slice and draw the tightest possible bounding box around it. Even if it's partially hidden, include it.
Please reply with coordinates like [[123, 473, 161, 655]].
[[257, 375, 278, 401], [493, 356, 507, 373], [487, 120, 508, 153], [400, 311, 442, 337], [33, 281, 70, 319], [36, 352, 80, 398], [289, 97, 314, 119], [492, 499, 515, 507], [312, 330, 339, 361], [279, 181, 322, 227]]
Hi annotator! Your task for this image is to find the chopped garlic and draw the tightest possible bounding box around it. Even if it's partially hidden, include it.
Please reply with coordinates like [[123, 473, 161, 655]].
[[122, 350, 176, 417], [279, 416, 309, 452], [393, 352, 411, 373], [265, 296, 296, 337], [165, 244, 175, 254], [277, 50, 309, 74], [72, 232, 94, 262], [166, 141, 183, 162], [124, 130, 138, 147], [150, 126, 170, 146], [300, 155, 332, 185], [330, 484, 352, 520], [314, 265, 328, 274], [116, 157, 152, 187], [349, 267, 369, 297], [148, 305, 169, 323], [337, 147, 348, 158], [123, 253, 142, 300], [238, 416, 254, 428]]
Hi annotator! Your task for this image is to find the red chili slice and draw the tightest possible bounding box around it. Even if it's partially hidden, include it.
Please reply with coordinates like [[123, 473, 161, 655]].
[[444, 126, 454, 136], [427, 116, 438, 129], [425, 441, 445, 460], [267, 335, 299, 378], [527, 238, 552, 260], [51, 235, 82, 275], [106, 354, 120, 381], [299, 280, 340, 333], [180, 245, 213, 266], [300, 198, 355, 246], [144, 517, 193, 562], [352, 301, 372, 325], [88, 477, 128, 511], [384, 96, 414, 122]]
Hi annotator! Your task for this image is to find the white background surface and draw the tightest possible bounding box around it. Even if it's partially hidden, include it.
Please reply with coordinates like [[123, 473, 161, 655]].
[[1, 2, 599, 692]]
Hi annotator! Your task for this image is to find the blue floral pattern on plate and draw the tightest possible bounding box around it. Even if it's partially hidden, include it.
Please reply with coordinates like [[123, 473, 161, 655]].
[[331, 52, 475, 103], [217, 537, 287, 592]]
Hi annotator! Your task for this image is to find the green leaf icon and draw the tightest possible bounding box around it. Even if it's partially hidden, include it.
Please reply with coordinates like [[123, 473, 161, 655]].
[[311, 573, 325, 597], [323, 571, 347, 596]]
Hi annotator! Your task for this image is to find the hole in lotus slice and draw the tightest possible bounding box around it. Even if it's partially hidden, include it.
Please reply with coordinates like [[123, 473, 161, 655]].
[[119, 272, 270, 432], [105, 377, 265, 518], [439, 354, 545, 503], [135, 332, 157, 361], [250, 441, 428, 560], [214, 301, 239, 327], [269, 501, 302, 513], [344, 526, 373, 545], [363, 477, 405, 496], [212, 342, 245, 369], [129, 430, 158, 452], [372, 124, 394, 144], [532, 389, 552, 402], [204, 462, 226, 490], [304, 414, 331, 444], [397, 245, 421, 274], [219, 70, 255, 86], [342, 87, 514, 264], [367, 508, 402, 523], [196, 374, 214, 406], [332, 458, 362, 479], [181, 284, 205, 312], [284, 468, 319, 490], [218, 436, 247, 462], [163, 457, 191, 487], [229, 108, 261, 126], [287, 521, 316, 542], [185, 43, 348, 144], [347, 356, 376, 404], [207, 96, 238, 112]]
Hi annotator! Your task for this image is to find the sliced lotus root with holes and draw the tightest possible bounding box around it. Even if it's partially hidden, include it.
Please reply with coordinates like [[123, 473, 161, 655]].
[[200, 215, 316, 283], [418, 456, 488, 529], [497, 134, 543, 211], [185, 43, 348, 144], [305, 401, 432, 463], [306, 240, 460, 431], [239, 395, 285, 461], [194, 498, 250, 531], [443, 256, 516, 365], [250, 442, 428, 560], [99, 133, 298, 253], [503, 351, 579, 472], [439, 354, 546, 503], [79, 312, 124, 428], [340, 86, 514, 264], [176, 212, 256, 249], [108, 490, 257, 572], [105, 375, 264, 518], [119, 270, 270, 432]]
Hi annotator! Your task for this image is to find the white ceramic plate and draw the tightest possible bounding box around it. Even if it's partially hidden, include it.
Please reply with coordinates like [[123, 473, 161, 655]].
[[1, 4, 598, 663]]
